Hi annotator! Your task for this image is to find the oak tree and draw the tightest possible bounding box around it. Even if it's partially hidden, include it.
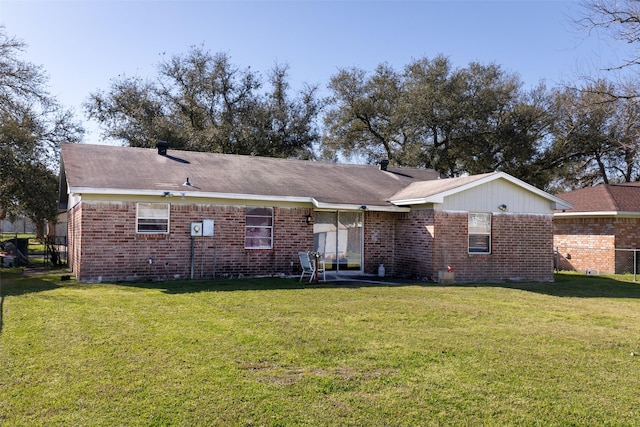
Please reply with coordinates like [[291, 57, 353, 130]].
[[85, 47, 323, 159], [0, 27, 82, 236]]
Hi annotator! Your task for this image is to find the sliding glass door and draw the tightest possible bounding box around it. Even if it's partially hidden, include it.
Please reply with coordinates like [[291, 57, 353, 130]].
[[313, 211, 363, 272]]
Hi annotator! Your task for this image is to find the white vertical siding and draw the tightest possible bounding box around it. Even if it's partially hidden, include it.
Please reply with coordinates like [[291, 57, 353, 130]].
[[435, 179, 554, 214]]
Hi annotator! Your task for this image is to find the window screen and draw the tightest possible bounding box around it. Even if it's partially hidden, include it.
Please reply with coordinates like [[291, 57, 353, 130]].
[[468, 212, 491, 254], [137, 203, 170, 233], [245, 207, 273, 249]]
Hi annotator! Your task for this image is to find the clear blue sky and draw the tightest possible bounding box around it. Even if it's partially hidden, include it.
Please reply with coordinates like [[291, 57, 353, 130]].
[[0, 0, 628, 143]]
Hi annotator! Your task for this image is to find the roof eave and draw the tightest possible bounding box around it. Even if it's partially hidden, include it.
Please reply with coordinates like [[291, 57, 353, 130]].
[[554, 210, 640, 218], [67, 187, 411, 212], [389, 196, 443, 206]]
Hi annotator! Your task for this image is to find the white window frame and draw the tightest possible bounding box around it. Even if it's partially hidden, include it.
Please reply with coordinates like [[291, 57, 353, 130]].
[[468, 212, 491, 254], [245, 207, 273, 249], [136, 203, 170, 234]]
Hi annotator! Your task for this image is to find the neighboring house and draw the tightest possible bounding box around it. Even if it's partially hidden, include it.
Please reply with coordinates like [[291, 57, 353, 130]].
[[59, 143, 571, 283], [554, 183, 640, 274]]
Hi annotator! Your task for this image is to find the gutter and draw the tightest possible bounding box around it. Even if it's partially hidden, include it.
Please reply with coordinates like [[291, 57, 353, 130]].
[[67, 187, 411, 213], [554, 210, 640, 218]]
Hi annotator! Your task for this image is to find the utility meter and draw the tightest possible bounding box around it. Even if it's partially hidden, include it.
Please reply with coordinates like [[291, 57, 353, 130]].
[[202, 219, 214, 237], [190, 222, 203, 236]]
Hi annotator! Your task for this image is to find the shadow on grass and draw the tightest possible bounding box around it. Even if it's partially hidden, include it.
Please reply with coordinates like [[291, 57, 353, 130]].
[[0, 272, 62, 297], [455, 273, 640, 299], [113, 273, 640, 299], [0, 270, 62, 335], [115, 276, 431, 295]]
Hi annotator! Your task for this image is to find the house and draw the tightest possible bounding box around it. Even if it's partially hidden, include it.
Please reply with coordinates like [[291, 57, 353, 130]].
[[554, 183, 640, 274], [59, 142, 571, 283]]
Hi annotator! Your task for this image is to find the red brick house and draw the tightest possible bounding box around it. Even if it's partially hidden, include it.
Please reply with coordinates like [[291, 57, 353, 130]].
[[59, 143, 571, 283], [554, 183, 640, 274]]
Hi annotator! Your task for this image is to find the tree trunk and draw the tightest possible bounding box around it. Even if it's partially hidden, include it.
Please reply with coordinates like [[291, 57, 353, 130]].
[[35, 221, 45, 240]]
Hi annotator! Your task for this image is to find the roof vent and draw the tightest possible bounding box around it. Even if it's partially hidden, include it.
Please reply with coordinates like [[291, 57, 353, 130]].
[[156, 141, 169, 156], [379, 159, 389, 171]]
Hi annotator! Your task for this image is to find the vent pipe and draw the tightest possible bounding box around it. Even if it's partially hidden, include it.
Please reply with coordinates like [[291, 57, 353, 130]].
[[156, 141, 169, 155]]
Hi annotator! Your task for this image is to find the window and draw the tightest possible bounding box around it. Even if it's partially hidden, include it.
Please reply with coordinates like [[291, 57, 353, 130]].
[[468, 212, 491, 254], [245, 207, 273, 249], [137, 203, 169, 233]]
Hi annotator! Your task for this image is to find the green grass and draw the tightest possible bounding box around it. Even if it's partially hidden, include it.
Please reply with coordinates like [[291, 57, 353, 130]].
[[2, 271, 640, 426]]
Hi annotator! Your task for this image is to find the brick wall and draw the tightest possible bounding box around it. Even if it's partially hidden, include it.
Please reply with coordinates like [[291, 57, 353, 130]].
[[553, 216, 640, 274], [397, 210, 554, 282], [486, 213, 555, 282], [394, 209, 434, 280], [553, 217, 615, 273], [613, 217, 640, 248], [71, 201, 313, 282], [363, 211, 397, 276], [70, 200, 556, 283], [67, 203, 82, 276], [431, 211, 468, 279]]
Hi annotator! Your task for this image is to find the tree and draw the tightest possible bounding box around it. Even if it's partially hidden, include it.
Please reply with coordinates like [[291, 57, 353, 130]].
[[579, 0, 640, 72], [400, 55, 464, 173], [450, 70, 554, 188], [322, 63, 406, 164], [324, 56, 551, 185], [0, 27, 83, 236], [544, 80, 640, 189], [238, 63, 322, 159], [85, 47, 322, 159]]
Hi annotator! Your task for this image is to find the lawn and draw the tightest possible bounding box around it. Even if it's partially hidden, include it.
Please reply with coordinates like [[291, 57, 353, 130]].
[[1, 271, 640, 426]]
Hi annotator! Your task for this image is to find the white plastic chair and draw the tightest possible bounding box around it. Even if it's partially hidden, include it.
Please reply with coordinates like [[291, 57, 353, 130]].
[[298, 252, 325, 282]]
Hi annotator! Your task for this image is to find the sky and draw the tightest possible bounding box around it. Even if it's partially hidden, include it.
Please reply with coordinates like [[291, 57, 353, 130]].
[[0, 0, 631, 143]]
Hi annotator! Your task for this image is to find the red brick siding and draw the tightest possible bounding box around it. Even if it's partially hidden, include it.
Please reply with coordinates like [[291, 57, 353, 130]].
[[431, 211, 468, 279], [67, 202, 82, 276], [70, 200, 555, 283], [485, 213, 554, 282], [397, 210, 554, 282], [613, 218, 640, 248], [70, 201, 313, 282], [363, 211, 397, 275], [394, 209, 434, 280], [553, 217, 640, 274]]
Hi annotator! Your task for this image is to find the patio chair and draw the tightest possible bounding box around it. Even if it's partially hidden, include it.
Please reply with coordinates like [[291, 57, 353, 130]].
[[298, 251, 325, 282]]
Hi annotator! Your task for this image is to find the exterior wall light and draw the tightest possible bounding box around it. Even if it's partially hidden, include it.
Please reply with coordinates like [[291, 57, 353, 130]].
[[306, 214, 312, 225], [498, 204, 508, 211]]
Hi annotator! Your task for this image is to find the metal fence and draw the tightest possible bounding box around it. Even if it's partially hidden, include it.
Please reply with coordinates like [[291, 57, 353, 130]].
[[44, 236, 68, 267], [555, 246, 640, 281], [614, 249, 640, 279]]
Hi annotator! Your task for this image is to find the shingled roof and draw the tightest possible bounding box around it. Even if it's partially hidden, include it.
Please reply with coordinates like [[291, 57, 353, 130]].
[[60, 143, 442, 211], [556, 183, 640, 215], [389, 172, 496, 204]]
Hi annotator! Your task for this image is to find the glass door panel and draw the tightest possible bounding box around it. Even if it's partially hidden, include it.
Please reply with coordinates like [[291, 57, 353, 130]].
[[313, 211, 362, 272], [338, 212, 363, 271]]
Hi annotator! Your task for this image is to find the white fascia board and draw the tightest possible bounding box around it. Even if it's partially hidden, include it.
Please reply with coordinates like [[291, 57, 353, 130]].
[[311, 199, 410, 212], [68, 187, 410, 212], [554, 211, 640, 218], [388, 196, 443, 206]]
